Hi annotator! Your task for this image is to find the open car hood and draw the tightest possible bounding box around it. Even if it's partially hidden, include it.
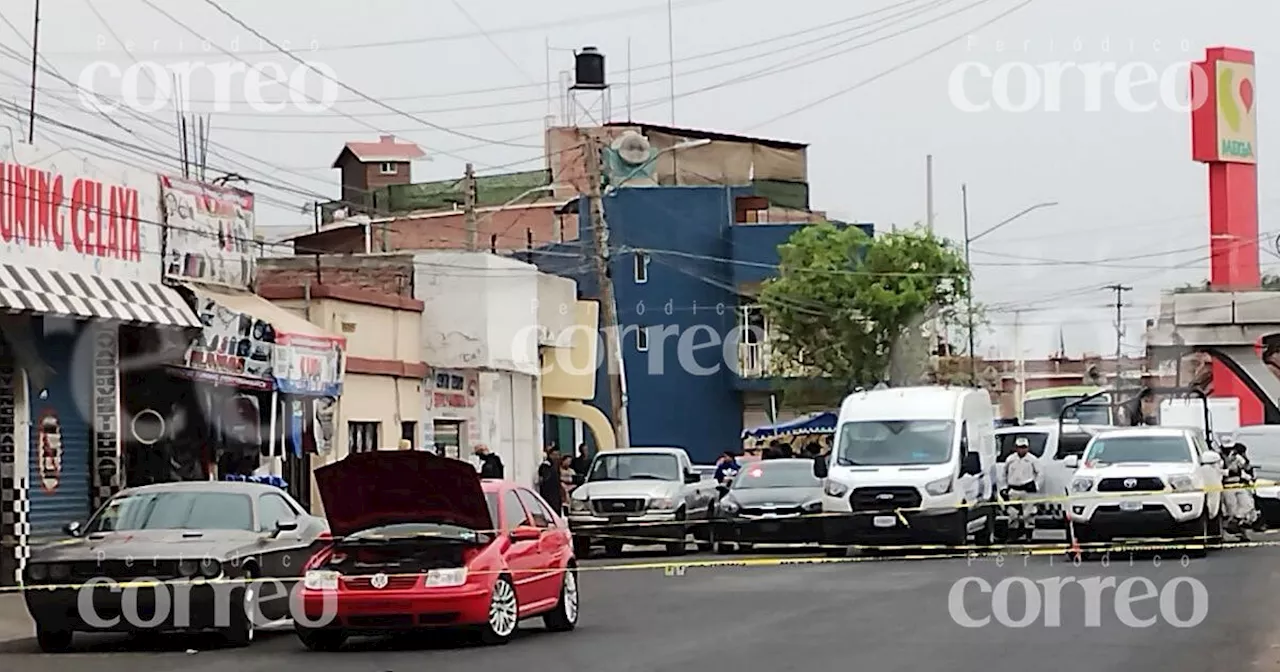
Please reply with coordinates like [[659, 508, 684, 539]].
[[315, 451, 493, 537]]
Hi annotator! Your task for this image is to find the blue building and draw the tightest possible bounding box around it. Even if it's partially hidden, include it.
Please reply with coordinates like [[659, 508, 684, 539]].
[[532, 184, 872, 464]]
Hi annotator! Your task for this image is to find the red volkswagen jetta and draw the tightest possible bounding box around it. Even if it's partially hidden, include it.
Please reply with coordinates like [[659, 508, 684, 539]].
[[294, 451, 579, 650]]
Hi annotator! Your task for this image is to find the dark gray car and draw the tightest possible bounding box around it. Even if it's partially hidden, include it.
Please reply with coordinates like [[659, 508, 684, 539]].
[[710, 459, 824, 553], [22, 480, 328, 652]]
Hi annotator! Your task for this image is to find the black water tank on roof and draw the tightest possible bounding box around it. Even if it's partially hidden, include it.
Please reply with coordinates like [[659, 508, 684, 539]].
[[574, 47, 606, 89]]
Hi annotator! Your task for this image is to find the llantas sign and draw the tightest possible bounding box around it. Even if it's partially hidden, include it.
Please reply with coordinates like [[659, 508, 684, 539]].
[[0, 140, 162, 282]]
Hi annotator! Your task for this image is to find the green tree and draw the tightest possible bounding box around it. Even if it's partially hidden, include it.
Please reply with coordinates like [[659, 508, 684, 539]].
[[758, 222, 973, 393]]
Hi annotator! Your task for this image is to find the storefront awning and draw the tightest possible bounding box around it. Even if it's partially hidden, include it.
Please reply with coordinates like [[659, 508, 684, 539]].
[[176, 283, 347, 396], [0, 262, 200, 328]]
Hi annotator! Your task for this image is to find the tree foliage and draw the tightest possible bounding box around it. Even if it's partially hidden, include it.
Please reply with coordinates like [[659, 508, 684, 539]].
[[758, 222, 972, 392]]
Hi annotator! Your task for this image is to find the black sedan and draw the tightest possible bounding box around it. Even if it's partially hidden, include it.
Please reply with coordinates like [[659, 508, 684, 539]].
[[22, 480, 328, 652], [709, 459, 824, 553]]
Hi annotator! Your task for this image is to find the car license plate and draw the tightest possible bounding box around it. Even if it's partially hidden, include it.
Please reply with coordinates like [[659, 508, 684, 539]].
[[873, 515, 897, 528], [1120, 501, 1142, 512], [759, 522, 780, 533]]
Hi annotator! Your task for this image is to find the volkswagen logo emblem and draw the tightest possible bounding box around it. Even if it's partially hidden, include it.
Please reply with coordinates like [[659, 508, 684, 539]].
[[1123, 478, 1137, 489], [370, 573, 389, 589]]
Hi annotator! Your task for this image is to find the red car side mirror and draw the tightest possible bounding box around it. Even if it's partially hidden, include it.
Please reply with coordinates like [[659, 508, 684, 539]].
[[510, 526, 542, 541]]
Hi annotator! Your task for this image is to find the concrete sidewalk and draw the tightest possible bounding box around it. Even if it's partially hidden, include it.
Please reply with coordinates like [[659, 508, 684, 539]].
[[0, 592, 33, 642]]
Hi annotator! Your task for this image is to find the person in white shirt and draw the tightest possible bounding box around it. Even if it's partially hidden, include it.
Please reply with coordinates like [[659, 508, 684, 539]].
[[1002, 437, 1042, 541]]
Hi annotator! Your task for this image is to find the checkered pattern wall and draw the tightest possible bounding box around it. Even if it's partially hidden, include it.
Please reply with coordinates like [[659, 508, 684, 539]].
[[0, 344, 27, 586]]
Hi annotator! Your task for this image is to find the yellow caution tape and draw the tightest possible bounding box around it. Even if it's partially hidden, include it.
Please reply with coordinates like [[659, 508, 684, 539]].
[[3, 531, 1276, 594]]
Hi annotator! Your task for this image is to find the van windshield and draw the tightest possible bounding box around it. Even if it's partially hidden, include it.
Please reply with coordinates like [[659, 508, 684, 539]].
[[835, 420, 955, 466]]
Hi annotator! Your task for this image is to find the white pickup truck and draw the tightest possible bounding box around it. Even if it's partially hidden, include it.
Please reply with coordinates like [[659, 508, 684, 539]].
[[567, 447, 719, 557]]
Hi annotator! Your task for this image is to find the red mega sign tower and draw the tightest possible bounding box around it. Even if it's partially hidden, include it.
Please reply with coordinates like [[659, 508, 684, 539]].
[[1190, 47, 1262, 424]]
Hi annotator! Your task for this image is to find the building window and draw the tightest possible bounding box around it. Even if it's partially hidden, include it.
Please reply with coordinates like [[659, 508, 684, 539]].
[[635, 326, 649, 352], [401, 421, 417, 450], [433, 419, 463, 459], [379, 162, 397, 175], [633, 252, 649, 283], [349, 421, 380, 453]]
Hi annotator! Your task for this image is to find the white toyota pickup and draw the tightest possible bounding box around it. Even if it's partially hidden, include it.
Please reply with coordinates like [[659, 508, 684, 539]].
[[1064, 427, 1224, 552]]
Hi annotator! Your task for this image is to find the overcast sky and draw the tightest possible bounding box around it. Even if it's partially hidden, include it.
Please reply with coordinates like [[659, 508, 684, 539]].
[[0, 0, 1276, 361]]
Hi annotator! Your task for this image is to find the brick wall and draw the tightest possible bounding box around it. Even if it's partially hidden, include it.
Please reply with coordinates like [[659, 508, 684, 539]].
[[290, 204, 578, 255], [257, 255, 417, 297]]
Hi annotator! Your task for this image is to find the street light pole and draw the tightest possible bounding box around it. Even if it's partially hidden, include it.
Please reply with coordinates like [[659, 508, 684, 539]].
[[961, 187, 1060, 383], [962, 184, 974, 382]]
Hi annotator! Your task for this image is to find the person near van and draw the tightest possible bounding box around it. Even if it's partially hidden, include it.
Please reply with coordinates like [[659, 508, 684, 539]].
[[714, 451, 741, 483], [1002, 437, 1042, 539], [1223, 442, 1260, 534], [473, 444, 504, 479], [538, 447, 566, 514]]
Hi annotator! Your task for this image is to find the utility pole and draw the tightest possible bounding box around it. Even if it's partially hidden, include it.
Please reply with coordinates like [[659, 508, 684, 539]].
[[463, 163, 477, 251], [26, 0, 42, 142], [584, 132, 630, 448], [961, 183, 976, 383], [1013, 310, 1025, 413], [925, 155, 935, 233], [1106, 284, 1133, 383]]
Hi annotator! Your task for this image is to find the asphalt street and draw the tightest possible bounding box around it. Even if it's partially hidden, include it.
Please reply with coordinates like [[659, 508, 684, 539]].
[[3, 543, 1280, 672]]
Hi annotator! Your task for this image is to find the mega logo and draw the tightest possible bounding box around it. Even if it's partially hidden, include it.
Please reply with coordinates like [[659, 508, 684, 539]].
[[1217, 65, 1255, 160]]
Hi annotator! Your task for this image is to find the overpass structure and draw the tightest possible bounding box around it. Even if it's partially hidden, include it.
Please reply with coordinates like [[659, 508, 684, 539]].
[[1145, 290, 1280, 422]]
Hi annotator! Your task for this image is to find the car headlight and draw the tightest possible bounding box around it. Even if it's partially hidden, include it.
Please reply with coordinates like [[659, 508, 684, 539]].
[[569, 499, 589, 513], [425, 568, 468, 587], [1169, 475, 1195, 492], [924, 476, 953, 496], [49, 564, 71, 580], [304, 570, 340, 591], [719, 499, 740, 515], [178, 559, 199, 577], [27, 563, 48, 581], [199, 559, 222, 579], [1070, 478, 1094, 493], [802, 500, 822, 513], [648, 497, 676, 511], [824, 480, 849, 498]]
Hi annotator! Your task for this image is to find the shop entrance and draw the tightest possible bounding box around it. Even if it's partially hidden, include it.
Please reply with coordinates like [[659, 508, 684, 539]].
[[433, 420, 463, 458]]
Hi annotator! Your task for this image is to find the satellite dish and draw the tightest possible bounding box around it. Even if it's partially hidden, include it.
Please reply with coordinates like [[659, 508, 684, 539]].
[[611, 131, 651, 165]]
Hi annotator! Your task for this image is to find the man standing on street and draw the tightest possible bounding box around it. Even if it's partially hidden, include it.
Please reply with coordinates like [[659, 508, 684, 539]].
[[1001, 437, 1041, 541], [539, 447, 566, 514], [474, 444, 504, 479]]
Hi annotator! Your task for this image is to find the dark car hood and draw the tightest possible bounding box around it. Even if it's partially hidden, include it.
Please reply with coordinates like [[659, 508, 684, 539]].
[[315, 451, 493, 537], [726, 487, 822, 507], [30, 529, 261, 562]]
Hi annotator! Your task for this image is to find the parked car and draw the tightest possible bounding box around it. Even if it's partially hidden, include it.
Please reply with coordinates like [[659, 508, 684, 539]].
[[295, 451, 578, 650], [711, 459, 823, 553], [567, 447, 718, 557], [23, 480, 328, 652], [1065, 427, 1224, 554]]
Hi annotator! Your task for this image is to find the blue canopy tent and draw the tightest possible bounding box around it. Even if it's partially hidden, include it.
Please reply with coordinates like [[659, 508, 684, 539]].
[[741, 412, 838, 440]]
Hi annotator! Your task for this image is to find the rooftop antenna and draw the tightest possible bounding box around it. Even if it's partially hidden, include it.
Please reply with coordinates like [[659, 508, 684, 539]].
[[25, 0, 41, 142], [626, 37, 633, 122]]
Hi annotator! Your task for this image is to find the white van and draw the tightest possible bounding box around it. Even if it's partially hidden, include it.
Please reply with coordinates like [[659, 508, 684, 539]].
[[813, 386, 998, 554]]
